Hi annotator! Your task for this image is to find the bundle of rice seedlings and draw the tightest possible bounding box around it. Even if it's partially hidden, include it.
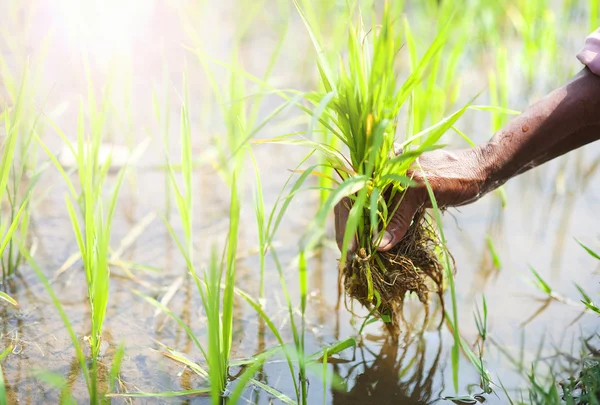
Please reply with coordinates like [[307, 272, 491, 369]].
[[288, 1, 469, 335]]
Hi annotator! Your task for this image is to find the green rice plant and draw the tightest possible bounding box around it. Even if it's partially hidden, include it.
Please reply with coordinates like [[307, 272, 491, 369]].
[[285, 0, 467, 250], [195, 40, 289, 300], [154, 100, 340, 402], [0, 64, 35, 279], [38, 102, 125, 362], [238, 149, 357, 404], [246, 151, 319, 404], [141, 167, 289, 402], [19, 242, 127, 404], [0, 50, 50, 276], [151, 89, 241, 402], [250, 0, 481, 393], [227, 3, 517, 399], [35, 53, 131, 365], [2, 116, 46, 277]]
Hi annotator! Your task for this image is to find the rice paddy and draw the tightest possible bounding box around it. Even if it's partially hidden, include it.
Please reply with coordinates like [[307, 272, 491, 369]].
[[0, 0, 599, 404]]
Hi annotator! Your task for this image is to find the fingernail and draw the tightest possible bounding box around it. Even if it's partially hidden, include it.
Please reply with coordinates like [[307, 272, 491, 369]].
[[378, 231, 392, 248]]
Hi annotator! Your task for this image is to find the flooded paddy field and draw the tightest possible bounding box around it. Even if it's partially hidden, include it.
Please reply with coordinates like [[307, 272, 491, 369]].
[[0, 0, 599, 404]]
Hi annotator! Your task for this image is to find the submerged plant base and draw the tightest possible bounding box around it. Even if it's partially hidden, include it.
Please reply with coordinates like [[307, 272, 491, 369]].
[[341, 210, 448, 338]]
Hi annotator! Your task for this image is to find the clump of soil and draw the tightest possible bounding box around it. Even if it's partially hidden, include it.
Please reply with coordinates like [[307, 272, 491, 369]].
[[340, 209, 450, 337]]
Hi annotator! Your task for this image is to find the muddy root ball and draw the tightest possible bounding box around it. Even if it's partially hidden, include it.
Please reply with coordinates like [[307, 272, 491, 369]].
[[340, 209, 450, 338]]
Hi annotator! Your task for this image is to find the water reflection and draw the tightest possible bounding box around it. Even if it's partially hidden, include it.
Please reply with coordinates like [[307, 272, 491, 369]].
[[332, 333, 443, 405]]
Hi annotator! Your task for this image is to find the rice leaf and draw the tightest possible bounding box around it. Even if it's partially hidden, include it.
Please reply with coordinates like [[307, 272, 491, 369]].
[[0, 292, 17, 307], [469, 105, 521, 115], [19, 242, 91, 394], [108, 343, 126, 395], [133, 290, 207, 360], [308, 338, 356, 362], [575, 238, 600, 261], [250, 378, 298, 405], [395, 18, 453, 108], [107, 389, 211, 398], [234, 286, 299, 398], [291, 0, 335, 92], [528, 266, 552, 295]]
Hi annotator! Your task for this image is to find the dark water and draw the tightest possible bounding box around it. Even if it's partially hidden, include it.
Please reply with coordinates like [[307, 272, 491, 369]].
[[1, 0, 599, 403]]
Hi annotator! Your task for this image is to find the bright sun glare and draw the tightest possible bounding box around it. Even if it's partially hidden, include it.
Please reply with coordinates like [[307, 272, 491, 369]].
[[57, 0, 155, 59]]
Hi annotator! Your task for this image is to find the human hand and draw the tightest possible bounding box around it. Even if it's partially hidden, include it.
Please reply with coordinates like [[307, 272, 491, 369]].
[[334, 147, 491, 253]]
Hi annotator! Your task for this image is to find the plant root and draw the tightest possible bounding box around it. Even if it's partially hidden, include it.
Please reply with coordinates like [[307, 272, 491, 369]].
[[340, 209, 451, 339]]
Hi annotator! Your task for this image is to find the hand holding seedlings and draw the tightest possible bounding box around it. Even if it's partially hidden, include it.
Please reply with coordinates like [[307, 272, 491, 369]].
[[336, 40, 600, 253], [335, 148, 488, 252]]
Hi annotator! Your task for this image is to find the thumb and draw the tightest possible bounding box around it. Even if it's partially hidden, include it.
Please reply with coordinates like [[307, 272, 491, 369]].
[[375, 189, 423, 252]]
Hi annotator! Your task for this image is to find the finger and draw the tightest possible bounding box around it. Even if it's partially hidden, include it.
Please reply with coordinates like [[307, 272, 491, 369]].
[[334, 197, 357, 252], [376, 189, 423, 252]]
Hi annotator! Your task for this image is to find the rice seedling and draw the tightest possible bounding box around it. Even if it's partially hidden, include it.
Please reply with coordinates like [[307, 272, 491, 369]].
[[147, 110, 356, 403], [3, 0, 599, 403], [151, 105, 325, 403], [144, 83, 241, 402], [0, 65, 35, 279], [246, 150, 333, 404], [39, 98, 125, 362], [30, 58, 138, 402], [19, 241, 126, 404], [277, 0, 476, 338], [141, 125, 327, 404], [0, 16, 54, 277], [266, 0, 514, 394], [228, 1, 520, 395]]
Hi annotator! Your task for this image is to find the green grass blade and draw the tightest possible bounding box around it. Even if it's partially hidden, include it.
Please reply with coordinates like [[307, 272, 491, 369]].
[[0, 195, 31, 258], [0, 292, 17, 307], [108, 343, 125, 396], [528, 266, 552, 295], [249, 378, 298, 405], [19, 241, 91, 393], [133, 290, 208, 360], [291, 0, 335, 92], [107, 389, 211, 398], [575, 238, 600, 260], [395, 18, 452, 109], [234, 286, 300, 399]]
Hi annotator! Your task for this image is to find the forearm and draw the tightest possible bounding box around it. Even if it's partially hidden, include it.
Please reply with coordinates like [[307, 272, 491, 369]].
[[478, 68, 600, 193]]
